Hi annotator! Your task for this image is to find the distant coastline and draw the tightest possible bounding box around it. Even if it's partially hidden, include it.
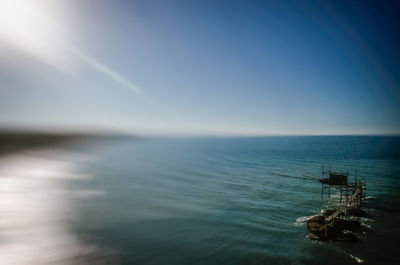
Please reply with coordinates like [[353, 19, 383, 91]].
[[0, 131, 138, 156]]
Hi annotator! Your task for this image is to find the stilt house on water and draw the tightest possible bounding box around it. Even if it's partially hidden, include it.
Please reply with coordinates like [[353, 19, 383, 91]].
[[306, 166, 367, 241]]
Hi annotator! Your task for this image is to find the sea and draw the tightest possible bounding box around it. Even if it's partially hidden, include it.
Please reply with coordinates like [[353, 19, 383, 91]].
[[0, 136, 399, 265]]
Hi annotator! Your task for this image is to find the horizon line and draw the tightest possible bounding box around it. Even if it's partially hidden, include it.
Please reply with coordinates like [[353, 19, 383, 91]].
[[0, 127, 399, 138]]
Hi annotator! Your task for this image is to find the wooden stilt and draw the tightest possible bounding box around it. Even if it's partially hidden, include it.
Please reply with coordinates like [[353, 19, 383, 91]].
[[328, 185, 330, 199]]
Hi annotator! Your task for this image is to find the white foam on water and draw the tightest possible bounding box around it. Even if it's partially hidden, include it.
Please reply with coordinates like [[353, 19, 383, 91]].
[[293, 215, 318, 226], [349, 253, 364, 263]]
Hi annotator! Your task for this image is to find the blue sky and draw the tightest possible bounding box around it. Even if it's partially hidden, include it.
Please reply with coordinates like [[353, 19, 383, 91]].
[[0, 0, 399, 135]]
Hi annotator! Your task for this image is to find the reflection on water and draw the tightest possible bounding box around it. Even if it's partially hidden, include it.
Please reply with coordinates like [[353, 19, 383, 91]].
[[0, 149, 114, 265]]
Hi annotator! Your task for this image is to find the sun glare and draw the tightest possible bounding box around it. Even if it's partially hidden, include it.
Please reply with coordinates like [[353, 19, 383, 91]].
[[0, 0, 72, 69]]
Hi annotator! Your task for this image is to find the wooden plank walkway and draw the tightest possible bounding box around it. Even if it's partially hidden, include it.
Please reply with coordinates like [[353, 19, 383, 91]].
[[324, 184, 365, 223]]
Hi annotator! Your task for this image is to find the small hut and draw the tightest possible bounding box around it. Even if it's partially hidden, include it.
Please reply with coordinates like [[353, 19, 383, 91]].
[[320, 171, 348, 185]]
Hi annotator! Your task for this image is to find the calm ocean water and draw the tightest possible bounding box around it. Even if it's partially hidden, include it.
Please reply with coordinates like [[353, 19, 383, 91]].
[[1, 136, 400, 265]]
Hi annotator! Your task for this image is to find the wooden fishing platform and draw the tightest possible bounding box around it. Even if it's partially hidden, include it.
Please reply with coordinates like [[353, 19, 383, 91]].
[[320, 167, 366, 220], [307, 166, 367, 241]]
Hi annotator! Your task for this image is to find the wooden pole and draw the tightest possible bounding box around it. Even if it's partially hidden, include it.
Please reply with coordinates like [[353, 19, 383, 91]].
[[321, 184, 323, 200], [355, 168, 357, 186], [328, 185, 330, 199], [344, 188, 348, 219]]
